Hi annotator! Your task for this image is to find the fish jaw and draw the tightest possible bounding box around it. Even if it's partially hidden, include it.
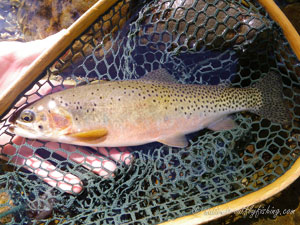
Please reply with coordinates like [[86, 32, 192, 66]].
[[9, 124, 46, 140], [9, 123, 76, 144]]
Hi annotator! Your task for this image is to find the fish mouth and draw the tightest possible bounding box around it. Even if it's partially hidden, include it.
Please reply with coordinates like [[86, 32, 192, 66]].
[[8, 122, 37, 139], [8, 125, 15, 133]]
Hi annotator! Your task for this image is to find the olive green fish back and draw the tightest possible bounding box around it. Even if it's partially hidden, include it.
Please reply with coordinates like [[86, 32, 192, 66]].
[[0, 0, 299, 224]]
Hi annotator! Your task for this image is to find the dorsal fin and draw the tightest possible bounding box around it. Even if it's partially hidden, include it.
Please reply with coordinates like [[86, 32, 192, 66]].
[[139, 69, 178, 83]]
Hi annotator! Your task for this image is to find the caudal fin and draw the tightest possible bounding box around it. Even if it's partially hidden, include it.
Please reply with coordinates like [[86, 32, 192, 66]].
[[251, 71, 291, 125]]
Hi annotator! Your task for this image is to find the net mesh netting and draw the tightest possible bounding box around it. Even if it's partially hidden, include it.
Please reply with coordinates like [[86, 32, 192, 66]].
[[0, 0, 300, 224]]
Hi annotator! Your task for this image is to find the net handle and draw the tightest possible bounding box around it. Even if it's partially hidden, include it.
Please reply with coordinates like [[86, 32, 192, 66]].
[[0, 0, 119, 118], [258, 0, 300, 61], [159, 154, 300, 225]]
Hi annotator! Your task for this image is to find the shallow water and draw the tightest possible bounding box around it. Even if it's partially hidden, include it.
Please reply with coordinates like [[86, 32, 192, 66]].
[[0, 0, 23, 41]]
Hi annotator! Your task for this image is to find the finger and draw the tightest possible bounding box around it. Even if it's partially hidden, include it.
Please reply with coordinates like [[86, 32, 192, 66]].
[[24, 155, 83, 194], [0, 30, 67, 93], [1, 137, 83, 194], [14, 29, 67, 67], [94, 147, 134, 165], [45, 142, 118, 178], [1, 136, 41, 161]]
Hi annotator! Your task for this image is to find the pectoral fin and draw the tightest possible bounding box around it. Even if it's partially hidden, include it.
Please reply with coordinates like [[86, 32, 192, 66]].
[[68, 128, 108, 142], [207, 117, 236, 131], [158, 134, 188, 148]]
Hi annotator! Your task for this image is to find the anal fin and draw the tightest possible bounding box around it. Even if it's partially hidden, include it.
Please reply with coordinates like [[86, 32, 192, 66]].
[[207, 117, 236, 131], [158, 134, 188, 148]]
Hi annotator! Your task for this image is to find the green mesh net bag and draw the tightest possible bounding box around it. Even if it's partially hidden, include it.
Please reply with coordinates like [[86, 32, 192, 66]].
[[0, 0, 299, 224]]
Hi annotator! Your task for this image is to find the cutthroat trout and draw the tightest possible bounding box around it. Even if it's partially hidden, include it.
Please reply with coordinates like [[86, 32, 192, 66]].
[[9, 69, 290, 148]]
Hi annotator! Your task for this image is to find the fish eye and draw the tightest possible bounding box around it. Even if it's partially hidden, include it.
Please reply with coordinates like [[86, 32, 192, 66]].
[[20, 110, 35, 123]]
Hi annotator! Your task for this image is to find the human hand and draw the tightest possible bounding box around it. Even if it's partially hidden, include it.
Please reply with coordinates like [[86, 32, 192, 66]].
[[0, 29, 67, 95], [0, 31, 133, 194], [0, 134, 132, 194]]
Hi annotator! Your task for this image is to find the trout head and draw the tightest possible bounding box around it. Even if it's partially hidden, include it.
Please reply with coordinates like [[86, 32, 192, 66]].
[[9, 99, 72, 140]]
